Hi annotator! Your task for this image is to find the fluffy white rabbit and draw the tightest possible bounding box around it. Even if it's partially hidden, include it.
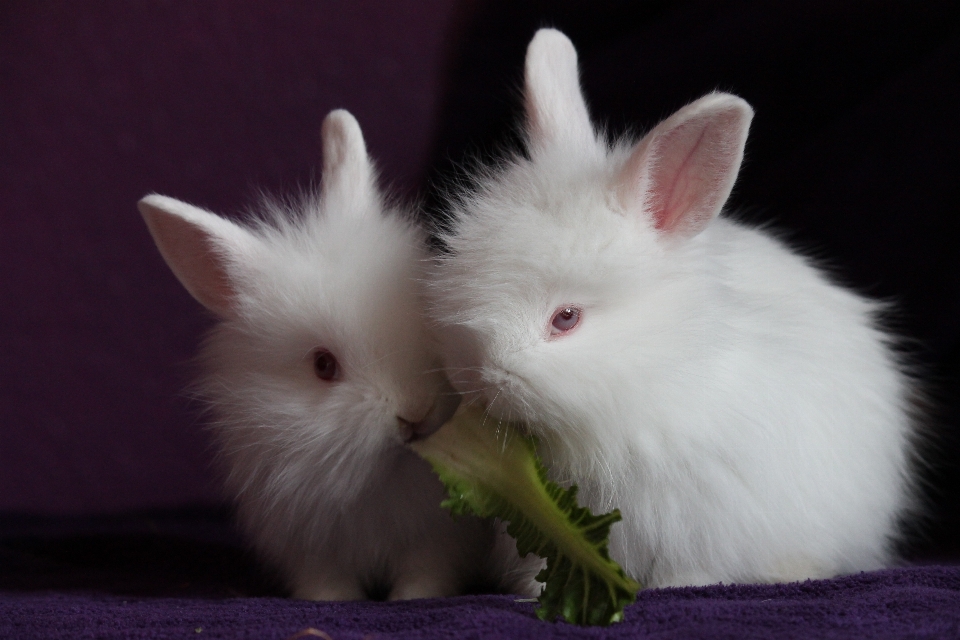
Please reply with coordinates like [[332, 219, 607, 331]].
[[428, 29, 920, 588], [138, 109, 497, 600]]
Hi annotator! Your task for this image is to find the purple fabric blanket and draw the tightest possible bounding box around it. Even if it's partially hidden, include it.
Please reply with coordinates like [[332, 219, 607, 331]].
[[2, 512, 958, 637], [1, 511, 957, 637], [4, 566, 959, 639]]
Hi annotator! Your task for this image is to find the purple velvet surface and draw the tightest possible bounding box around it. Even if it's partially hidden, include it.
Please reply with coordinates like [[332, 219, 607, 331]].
[[2, 511, 958, 637], [3, 567, 959, 639]]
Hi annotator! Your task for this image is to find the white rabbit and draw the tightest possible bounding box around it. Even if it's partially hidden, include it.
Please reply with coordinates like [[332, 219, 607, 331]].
[[428, 29, 921, 589], [138, 109, 497, 600]]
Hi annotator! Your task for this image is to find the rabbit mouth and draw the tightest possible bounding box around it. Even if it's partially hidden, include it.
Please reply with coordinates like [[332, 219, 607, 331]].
[[397, 418, 442, 444], [467, 371, 536, 427], [438, 363, 539, 431], [473, 369, 577, 443], [397, 384, 463, 443]]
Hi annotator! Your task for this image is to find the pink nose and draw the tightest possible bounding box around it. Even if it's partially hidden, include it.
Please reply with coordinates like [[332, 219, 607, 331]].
[[399, 382, 462, 443]]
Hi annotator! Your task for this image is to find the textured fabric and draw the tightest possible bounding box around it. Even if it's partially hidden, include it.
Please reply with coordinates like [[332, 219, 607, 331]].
[[2, 567, 959, 639], [5, 514, 956, 638]]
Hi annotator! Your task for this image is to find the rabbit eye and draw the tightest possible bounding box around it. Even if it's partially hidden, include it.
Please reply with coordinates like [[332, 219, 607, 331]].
[[550, 306, 582, 336], [313, 349, 340, 381]]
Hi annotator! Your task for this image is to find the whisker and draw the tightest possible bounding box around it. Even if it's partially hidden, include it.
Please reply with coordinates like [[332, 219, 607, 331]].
[[354, 348, 412, 373], [481, 388, 502, 433]]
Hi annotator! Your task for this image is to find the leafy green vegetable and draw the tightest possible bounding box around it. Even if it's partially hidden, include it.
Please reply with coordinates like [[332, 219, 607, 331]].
[[410, 404, 640, 626]]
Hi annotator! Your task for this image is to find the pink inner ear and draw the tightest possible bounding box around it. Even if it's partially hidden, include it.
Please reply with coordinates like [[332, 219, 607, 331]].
[[648, 116, 733, 233], [615, 94, 752, 237], [644, 110, 745, 234], [146, 210, 237, 317]]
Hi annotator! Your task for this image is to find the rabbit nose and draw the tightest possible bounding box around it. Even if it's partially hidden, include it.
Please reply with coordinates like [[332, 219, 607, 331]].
[[399, 383, 463, 443], [398, 417, 417, 443]]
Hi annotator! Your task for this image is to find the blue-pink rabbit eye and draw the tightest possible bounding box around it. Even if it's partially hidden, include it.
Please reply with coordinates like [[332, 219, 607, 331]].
[[550, 306, 582, 336], [313, 349, 340, 381]]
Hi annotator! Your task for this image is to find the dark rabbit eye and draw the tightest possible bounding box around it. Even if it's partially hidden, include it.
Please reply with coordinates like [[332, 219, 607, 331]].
[[313, 349, 340, 381], [550, 306, 582, 336]]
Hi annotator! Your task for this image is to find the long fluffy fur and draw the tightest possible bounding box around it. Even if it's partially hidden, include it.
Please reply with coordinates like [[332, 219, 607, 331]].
[[428, 30, 920, 588], [196, 192, 495, 600], [142, 111, 504, 600]]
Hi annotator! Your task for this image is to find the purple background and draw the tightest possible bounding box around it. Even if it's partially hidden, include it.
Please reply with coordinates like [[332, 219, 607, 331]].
[[2, 0, 958, 561], [0, 1, 460, 514]]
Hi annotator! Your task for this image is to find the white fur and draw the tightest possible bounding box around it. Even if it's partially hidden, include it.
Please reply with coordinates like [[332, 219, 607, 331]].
[[429, 29, 919, 589], [139, 110, 500, 600]]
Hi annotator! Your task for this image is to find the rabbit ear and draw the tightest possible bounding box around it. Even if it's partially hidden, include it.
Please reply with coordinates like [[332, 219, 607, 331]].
[[524, 29, 595, 154], [320, 109, 378, 214], [615, 93, 753, 238], [138, 194, 260, 318]]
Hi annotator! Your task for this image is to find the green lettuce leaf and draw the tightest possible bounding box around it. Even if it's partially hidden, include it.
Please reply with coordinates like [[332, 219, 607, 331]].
[[410, 404, 640, 626]]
